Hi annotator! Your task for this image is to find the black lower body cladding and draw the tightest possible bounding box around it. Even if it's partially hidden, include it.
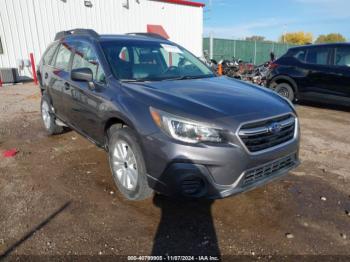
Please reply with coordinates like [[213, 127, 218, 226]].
[[141, 127, 300, 199]]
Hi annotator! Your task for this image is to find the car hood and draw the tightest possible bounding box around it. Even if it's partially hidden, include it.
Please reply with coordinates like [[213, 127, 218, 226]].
[[122, 76, 292, 121]]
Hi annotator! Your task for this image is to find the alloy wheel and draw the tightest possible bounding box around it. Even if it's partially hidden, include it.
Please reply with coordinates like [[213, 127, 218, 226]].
[[277, 87, 290, 99], [112, 140, 138, 190], [41, 101, 51, 129]]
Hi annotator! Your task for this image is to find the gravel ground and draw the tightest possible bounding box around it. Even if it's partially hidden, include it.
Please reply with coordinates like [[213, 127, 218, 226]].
[[0, 83, 349, 260]]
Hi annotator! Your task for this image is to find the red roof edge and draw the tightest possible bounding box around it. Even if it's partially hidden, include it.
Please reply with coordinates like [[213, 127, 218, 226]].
[[157, 0, 205, 8]]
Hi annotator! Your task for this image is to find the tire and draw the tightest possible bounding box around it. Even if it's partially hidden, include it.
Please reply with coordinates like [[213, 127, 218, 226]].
[[274, 82, 295, 102], [108, 125, 153, 200], [41, 92, 64, 135]]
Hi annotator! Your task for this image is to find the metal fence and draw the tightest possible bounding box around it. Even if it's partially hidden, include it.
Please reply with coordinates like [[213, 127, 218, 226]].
[[203, 38, 296, 65]]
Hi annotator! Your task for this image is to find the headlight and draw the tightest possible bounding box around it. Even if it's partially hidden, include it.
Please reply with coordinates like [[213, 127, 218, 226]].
[[150, 107, 225, 143]]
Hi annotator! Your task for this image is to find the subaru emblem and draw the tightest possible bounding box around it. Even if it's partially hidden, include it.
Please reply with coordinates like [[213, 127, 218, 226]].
[[268, 122, 282, 134]]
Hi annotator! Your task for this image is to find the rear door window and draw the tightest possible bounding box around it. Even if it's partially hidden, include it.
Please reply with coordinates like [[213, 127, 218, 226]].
[[334, 46, 350, 67], [54, 43, 73, 71], [305, 47, 330, 65]]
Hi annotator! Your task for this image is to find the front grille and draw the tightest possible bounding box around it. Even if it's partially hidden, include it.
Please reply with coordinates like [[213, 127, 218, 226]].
[[242, 154, 296, 186], [238, 114, 296, 153]]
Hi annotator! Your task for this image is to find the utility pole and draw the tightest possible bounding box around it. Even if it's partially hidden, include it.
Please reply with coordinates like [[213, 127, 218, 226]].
[[282, 24, 287, 43], [232, 36, 236, 58], [209, 31, 213, 59], [254, 40, 257, 65], [207, 0, 213, 59]]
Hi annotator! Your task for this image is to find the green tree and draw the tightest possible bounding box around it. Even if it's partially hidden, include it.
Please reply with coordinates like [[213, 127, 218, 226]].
[[279, 32, 313, 45], [315, 33, 346, 43]]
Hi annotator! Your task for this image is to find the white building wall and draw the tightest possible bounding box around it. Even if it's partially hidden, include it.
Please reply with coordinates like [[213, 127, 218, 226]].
[[0, 0, 203, 77]]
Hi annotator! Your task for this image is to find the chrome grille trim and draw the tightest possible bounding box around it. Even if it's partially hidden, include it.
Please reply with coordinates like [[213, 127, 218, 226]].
[[236, 113, 298, 154], [238, 116, 295, 136]]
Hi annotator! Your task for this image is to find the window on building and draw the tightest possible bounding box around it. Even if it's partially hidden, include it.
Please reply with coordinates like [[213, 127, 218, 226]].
[[305, 47, 330, 65], [72, 42, 105, 83], [54, 43, 73, 71], [0, 37, 3, 54], [334, 47, 350, 67]]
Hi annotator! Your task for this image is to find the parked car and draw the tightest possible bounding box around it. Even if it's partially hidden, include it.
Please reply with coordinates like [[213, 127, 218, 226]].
[[37, 29, 300, 200], [266, 43, 350, 106]]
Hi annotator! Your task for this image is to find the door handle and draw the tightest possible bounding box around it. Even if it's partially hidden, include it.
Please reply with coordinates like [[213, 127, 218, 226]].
[[64, 82, 70, 90], [44, 73, 48, 79]]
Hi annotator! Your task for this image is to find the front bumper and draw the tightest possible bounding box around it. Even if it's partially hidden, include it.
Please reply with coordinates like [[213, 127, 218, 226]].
[[211, 153, 300, 198], [146, 152, 299, 199], [142, 126, 300, 199]]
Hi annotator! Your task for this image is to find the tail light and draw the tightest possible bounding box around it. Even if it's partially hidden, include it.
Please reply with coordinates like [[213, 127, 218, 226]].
[[269, 62, 279, 70]]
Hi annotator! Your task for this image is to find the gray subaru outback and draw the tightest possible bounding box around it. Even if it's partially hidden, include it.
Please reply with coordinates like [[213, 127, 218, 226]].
[[37, 29, 300, 200]]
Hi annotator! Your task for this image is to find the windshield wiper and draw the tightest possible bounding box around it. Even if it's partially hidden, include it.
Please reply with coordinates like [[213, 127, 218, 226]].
[[120, 79, 148, 83], [163, 74, 216, 81], [121, 74, 216, 82]]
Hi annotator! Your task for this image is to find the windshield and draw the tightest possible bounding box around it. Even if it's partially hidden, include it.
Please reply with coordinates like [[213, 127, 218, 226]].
[[101, 40, 215, 81]]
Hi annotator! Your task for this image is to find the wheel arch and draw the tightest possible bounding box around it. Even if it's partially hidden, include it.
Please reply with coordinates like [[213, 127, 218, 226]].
[[269, 75, 298, 94], [103, 115, 137, 150]]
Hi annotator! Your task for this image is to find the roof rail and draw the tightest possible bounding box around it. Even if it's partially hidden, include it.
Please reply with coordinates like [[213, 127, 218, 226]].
[[54, 28, 99, 41], [126, 32, 167, 40]]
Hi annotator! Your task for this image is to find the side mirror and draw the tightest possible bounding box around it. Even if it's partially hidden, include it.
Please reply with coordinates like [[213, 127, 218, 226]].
[[71, 67, 93, 82]]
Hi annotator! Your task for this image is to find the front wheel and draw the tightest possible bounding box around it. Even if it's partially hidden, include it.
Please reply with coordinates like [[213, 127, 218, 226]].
[[108, 125, 153, 200], [274, 83, 295, 102]]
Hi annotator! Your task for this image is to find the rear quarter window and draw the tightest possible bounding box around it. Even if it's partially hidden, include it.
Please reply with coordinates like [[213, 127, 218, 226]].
[[292, 49, 307, 62], [42, 42, 59, 66]]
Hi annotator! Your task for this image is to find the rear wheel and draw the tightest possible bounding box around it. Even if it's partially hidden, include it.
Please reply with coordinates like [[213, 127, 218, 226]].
[[108, 125, 153, 200], [41, 93, 64, 135], [274, 82, 295, 102]]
